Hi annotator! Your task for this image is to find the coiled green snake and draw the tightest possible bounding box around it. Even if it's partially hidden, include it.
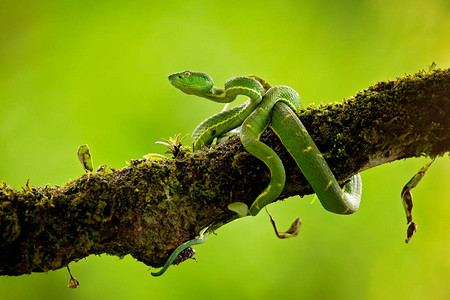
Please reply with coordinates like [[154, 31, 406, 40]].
[[151, 71, 362, 276]]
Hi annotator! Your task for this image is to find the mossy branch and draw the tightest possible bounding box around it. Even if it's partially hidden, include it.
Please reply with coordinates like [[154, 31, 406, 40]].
[[1, 69, 449, 276]]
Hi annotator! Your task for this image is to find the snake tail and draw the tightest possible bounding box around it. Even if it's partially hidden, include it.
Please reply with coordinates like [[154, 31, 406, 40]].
[[151, 229, 210, 277]]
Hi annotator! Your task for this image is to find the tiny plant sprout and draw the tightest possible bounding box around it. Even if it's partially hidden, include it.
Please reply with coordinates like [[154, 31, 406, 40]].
[[77, 144, 94, 172], [227, 202, 249, 218]]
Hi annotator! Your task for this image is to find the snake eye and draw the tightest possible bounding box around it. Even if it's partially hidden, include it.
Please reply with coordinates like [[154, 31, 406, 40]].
[[184, 71, 191, 77]]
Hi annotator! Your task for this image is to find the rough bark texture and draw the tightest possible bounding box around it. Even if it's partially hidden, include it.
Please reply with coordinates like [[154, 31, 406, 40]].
[[1, 68, 449, 276]]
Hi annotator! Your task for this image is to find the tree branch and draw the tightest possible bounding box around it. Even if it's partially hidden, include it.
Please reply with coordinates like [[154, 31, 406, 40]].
[[1, 69, 449, 276]]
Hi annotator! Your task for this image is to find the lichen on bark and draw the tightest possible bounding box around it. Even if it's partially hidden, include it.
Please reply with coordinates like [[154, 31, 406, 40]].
[[1, 68, 449, 276]]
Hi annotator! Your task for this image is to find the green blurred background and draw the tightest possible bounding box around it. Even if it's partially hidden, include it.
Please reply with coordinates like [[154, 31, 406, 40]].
[[1, 0, 449, 299]]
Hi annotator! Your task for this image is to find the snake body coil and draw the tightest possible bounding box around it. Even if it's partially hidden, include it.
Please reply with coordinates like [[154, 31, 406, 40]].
[[151, 71, 362, 276]]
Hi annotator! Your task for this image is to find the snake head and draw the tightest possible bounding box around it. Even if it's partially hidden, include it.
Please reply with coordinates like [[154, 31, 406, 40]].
[[168, 70, 214, 95]]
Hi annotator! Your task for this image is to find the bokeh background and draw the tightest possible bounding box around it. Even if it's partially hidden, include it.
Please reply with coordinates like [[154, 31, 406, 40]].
[[1, 0, 449, 299]]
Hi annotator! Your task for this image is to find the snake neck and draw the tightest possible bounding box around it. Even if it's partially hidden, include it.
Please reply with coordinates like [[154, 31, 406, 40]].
[[199, 87, 230, 103], [198, 77, 265, 104]]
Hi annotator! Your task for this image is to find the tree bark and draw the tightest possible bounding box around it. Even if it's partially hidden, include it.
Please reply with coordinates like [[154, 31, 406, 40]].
[[1, 68, 449, 276]]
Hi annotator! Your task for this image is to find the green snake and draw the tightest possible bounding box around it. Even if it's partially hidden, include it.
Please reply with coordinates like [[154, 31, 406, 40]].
[[151, 70, 362, 276]]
